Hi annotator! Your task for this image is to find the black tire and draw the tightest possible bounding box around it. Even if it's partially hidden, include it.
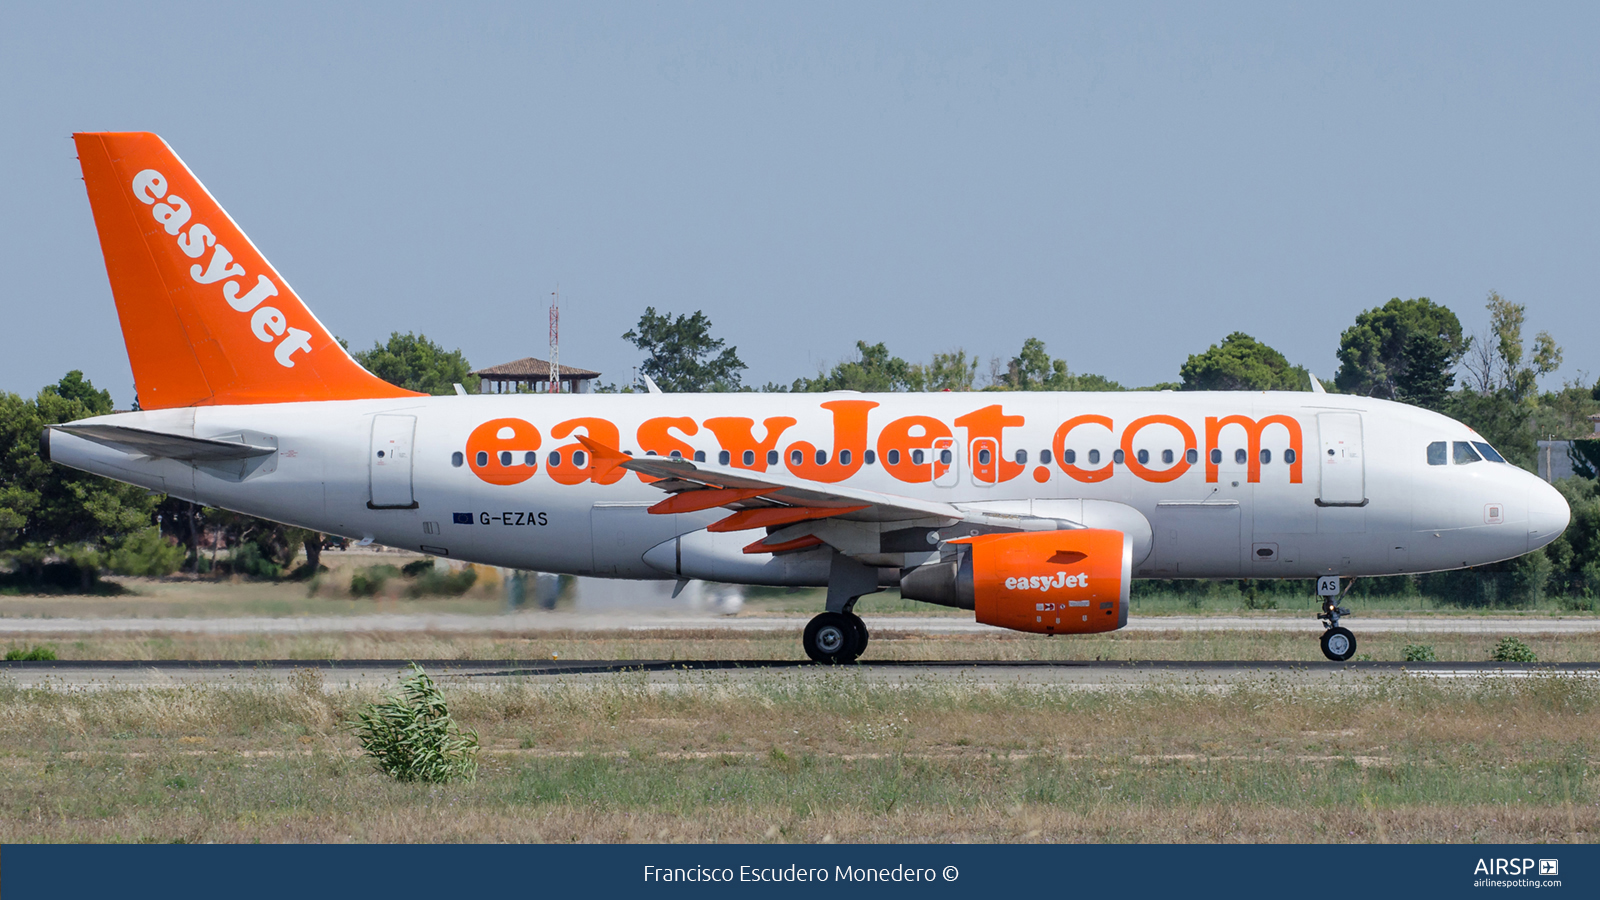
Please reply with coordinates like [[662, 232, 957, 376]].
[[847, 613, 870, 656], [1321, 626, 1357, 662], [803, 612, 860, 664]]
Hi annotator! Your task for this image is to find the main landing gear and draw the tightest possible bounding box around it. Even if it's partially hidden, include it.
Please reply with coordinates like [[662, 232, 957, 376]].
[[803, 551, 880, 664], [1317, 577, 1357, 662], [803, 611, 870, 664]]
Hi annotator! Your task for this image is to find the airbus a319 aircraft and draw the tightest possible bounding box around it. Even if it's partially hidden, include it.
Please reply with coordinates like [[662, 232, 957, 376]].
[[46, 132, 1572, 662]]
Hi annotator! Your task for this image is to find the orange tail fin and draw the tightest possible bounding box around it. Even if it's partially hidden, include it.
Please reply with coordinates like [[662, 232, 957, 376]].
[[73, 132, 423, 408]]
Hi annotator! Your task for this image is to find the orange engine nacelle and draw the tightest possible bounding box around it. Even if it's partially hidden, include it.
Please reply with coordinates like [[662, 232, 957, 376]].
[[900, 529, 1131, 635]]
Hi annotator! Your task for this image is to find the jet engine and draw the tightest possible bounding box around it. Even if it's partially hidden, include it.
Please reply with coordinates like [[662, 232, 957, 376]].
[[899, 528, 1131, 634]]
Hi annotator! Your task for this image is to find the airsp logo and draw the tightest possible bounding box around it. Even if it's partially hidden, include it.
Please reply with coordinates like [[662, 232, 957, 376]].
[[1473, 858, 1545, 876], [1539, 859, 1559, 876]]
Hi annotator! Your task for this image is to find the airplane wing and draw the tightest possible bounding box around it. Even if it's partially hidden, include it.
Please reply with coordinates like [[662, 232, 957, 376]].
[[577, 435, 965, 545], [51, 424, 277, 462]]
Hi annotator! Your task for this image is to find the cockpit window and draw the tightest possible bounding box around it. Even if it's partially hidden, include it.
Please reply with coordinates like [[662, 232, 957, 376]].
[[1427, 441, 1446, 466], [1471, 441, 1506, 463], [1452, 441, 1482, 465]]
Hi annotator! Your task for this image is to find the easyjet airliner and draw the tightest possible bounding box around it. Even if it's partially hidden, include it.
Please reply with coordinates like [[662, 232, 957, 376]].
[[45, 133, 1571, 662]]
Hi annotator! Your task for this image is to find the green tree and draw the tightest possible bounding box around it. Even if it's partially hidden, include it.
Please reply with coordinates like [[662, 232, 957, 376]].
[[910, 350, 980, 392], [1, 373, 166, 586], [793, 341, 912, 392], [42, 370, 114, 416], [1334, 298, 1465, 405], [996, 337, 1070, 391], [1179, 332, 1309, 392], [1446, 293, 1568, 470], [1460, 291, 1561, 403], [989, 338, 1124, 392], [793, 343, 983, 392], [623, 309, 746, 392], [351, 332, 479, 396]]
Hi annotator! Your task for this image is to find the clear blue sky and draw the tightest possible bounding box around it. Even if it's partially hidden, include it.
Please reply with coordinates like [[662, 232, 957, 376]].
[[3, 2, 1596, 406]]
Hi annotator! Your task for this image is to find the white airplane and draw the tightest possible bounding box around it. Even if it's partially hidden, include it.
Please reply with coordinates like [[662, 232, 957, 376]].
[[46, 132, 1571, 663]]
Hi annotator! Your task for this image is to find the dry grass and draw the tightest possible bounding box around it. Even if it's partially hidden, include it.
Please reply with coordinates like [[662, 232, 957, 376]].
[[5, 627, 1600, 663], [0, 670, 1594, 843]]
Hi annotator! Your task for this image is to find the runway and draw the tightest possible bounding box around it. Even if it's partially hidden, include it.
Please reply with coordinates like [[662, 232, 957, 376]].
[[0, 613, 1595, 635], [3, 657, 1597, 689]]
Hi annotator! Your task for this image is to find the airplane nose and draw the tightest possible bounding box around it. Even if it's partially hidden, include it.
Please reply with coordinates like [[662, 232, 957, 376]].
[[1526, 476, 1571, 552]]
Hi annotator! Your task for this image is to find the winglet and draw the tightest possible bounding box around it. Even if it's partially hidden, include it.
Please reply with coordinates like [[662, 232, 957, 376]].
[[576, 434, 631, 480], [1309, 373, 1327, 394]]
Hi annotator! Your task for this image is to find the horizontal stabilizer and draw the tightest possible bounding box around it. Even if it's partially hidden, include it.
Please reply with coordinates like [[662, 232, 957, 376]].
[[52, 424, 276, 461]]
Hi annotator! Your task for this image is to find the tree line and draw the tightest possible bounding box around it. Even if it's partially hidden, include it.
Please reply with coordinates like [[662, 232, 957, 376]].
[[0, 294, 1595, 606]]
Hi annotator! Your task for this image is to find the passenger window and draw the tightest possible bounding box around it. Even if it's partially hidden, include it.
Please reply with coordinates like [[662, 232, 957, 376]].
[[1452, 441, 1482, 465], [547, 451, 560, 467], [1015, 449, 1028, 464], [1234, 448, 1247, 465], [1086, 449, 1099, 465], [1472, 441, 1506, 463], [451, 451, 464, 468], [693, 450, 706, 463], [888, 449, 901, 465], [767, 450, 779, 466], [1041, 449, 1053, 465], [978, 448, 992, 465], [939, 449, 952, 465], [573, 450, 587, 468], [1186, 448, 1198, 464], [839, 449, 851, 466], [1113, 449, 1125, 464], [742, 450, 755, 466], [1209, 448, 1222, 465], [1136, 449, 1149, 464], [669, 450, 682, 459], [1284, 448, 1296, 464], [1161, 449, 1174, 464], [815, 449, 828, 465], [864, 450, 876, 465], [476, 451, 488, 467], [912, 449, 925, 465], [1426, 442, 1446, 466], [790, 449, 803, 466], [718, 450, 731, 465], [1260, 449, 1272, 464]]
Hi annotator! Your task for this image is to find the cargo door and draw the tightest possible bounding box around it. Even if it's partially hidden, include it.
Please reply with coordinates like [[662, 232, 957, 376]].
[[1317, 413, 1366, 506], [369, 414, 417, 509], [1151, 501, 1241, 577]]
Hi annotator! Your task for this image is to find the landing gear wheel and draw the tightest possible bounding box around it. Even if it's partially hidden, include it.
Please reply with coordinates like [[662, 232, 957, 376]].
[[1321, 626, 1357, 662], [847, 613, 870, 655], [804, 612, 861, 664]]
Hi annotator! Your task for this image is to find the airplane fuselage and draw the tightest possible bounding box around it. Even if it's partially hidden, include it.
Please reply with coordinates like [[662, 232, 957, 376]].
[[46, 390, 1570, 586]]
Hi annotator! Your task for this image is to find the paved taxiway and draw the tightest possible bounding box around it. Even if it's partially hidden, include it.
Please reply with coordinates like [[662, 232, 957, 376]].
[[0, 613, 1595, 635], [3, 658, 1596, 689]]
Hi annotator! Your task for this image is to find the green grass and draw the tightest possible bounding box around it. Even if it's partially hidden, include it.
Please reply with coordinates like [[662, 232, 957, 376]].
[[0, 671, 1594, 842]]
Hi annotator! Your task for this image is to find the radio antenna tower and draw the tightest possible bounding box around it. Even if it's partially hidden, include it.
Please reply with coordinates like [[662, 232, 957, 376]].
[[547, 286, 560, 394]]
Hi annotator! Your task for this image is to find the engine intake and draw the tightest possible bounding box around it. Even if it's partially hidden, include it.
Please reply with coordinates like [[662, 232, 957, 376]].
[[900, 528, 1131, 634]]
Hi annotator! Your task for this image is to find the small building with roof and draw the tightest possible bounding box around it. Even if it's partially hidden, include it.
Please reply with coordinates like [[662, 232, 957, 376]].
[[471, 357, 601, 393]]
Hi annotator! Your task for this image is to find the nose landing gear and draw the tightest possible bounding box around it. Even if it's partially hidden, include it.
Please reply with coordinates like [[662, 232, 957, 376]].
[[1317, 576, 1357, 662]]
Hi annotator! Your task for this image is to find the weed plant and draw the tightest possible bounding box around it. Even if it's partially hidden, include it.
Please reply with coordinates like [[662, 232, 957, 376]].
[[350, 664, 479, 782], [1491, 637, 1539, 663]]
